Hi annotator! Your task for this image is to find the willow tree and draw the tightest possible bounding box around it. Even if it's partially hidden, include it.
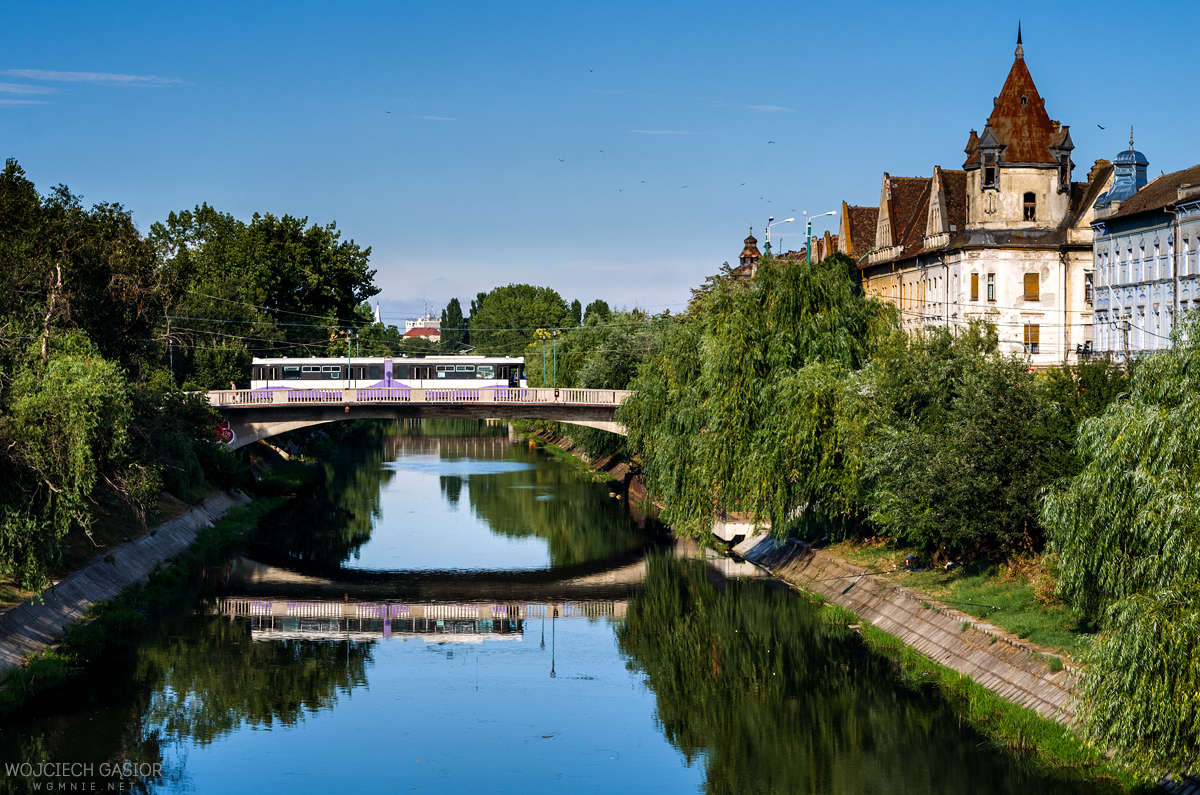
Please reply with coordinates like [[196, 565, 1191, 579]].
[[1042, 317, 1200, 774], [620, 254, 890, 536]]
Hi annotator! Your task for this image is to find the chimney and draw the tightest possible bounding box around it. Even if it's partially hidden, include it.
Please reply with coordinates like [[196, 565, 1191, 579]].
[[1088, 159, 1112, 183]]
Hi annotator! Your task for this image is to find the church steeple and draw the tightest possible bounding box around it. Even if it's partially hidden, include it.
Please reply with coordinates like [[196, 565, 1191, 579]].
[[1015, 23, 1023, 60]]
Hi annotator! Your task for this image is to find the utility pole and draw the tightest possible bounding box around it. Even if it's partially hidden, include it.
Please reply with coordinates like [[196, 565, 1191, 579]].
[[1123, 317, 1131, 369]]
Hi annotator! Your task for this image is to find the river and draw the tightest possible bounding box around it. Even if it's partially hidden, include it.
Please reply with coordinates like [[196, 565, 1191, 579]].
[[0, 421, 1116, 794]]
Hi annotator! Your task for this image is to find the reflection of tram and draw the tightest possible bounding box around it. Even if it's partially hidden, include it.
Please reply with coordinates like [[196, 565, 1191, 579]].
[[249, 356, 526, 390]]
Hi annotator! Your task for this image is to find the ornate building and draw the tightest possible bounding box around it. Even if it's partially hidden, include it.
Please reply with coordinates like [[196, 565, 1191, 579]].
[[1091, 140, 1200, 359], [857, 31, 1112, 364]]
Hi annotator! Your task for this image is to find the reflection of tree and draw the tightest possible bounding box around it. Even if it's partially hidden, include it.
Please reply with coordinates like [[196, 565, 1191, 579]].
[[617, 556, 1111, 795], [440, 475, 464, 505], [0, 615, 370, 792], [255, 424, 397, 566], [465, 442, 653, 567], [137, 615, 371, 745]]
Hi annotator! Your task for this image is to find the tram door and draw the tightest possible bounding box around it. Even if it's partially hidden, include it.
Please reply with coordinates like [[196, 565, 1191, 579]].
[[508, 367, 520, 388]]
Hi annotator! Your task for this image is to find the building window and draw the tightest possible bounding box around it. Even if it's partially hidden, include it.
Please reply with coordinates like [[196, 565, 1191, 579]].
[[1024, 273, 1040, 301], [987, 273, 995, 302], [971, 273, 979, 301], [983, 154, 997, 189], [1085, 272, 1094, 305], [1058, 154, 1070, 188], [1023, 192, 1036, 221], [1024, 323, 1040, 354]]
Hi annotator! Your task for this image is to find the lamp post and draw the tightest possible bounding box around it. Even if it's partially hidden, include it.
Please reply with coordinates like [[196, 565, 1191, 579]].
[[764, 217, 794, 257], [802, 210, 838, 263]]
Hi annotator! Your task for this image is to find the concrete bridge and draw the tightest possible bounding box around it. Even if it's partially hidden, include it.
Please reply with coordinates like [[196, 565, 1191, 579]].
[[208, 387, 631, 450]]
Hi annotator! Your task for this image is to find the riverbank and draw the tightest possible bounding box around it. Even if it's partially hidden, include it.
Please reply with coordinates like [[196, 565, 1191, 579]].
[[519, 426, 1150, 789]]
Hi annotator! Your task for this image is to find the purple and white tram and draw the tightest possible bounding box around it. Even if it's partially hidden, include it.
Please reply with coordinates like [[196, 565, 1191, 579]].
[[249, 356, 527, 391]]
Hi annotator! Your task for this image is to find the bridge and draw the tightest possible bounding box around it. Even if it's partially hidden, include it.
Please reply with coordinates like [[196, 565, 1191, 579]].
[[207, 387, 632, 450]]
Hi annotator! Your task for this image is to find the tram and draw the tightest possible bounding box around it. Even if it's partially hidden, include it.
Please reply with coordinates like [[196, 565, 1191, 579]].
[[249, 356, 526, 390]]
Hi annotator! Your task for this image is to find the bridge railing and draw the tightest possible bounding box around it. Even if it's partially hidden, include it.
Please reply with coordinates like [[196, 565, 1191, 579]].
[[207, 387, 632, 407]]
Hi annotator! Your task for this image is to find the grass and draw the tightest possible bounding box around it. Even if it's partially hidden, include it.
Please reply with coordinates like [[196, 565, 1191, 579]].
[[827, 539, 1092, 657]]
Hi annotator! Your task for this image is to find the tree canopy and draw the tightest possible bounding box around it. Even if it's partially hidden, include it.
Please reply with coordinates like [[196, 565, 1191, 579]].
[[467, 283, 575, 356]]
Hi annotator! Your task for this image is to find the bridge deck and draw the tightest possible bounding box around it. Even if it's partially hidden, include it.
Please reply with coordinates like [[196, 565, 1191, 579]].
[[208, 386, 632, 408]]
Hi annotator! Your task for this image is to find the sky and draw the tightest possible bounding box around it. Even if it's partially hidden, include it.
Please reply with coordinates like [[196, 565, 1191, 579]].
[[4, 0, 1198, 325]]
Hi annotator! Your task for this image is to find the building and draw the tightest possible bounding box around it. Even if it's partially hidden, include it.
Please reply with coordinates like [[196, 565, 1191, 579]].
[[403, 327, 442, 344], [1091, 143, 1200, 359], [733, 229, 762, 276], [856, 31, 1113, 365]]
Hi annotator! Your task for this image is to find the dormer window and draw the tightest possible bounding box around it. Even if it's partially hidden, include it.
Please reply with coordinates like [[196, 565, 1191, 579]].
[[983, 154, 997, 189], [1058, 154, 1070, 187], [1023, 192, 1036, 221]]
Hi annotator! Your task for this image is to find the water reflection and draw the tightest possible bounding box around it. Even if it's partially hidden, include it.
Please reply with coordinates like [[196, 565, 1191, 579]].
[[618, 555, 1116, 795], [254, 420, 657, 573], [0, 423, 1120, 794]]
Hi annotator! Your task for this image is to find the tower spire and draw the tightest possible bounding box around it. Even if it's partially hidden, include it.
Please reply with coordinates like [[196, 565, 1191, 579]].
[[1129, 125, 1135, 151], [1015, 23, 1024, 60]]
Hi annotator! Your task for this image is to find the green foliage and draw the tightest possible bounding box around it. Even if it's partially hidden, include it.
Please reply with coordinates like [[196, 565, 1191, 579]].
[[621, 254, 887, 535], [583, 299, 611, 324], [1, 334, 131, 588], [864, 325, 1070, 556], [440, 297, 468, 350], [570, 298, 582, 325], [468, 283, 575, 355], [1042, 318, 1200, 770], [151, 202, 378, 388]]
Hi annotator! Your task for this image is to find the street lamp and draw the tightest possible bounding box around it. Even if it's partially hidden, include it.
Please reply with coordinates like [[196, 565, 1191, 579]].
[[764, 217, 795, 256], [802, 210, 838, 263]]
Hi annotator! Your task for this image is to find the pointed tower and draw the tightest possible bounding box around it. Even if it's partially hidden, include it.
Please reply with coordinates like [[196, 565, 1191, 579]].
[[962, 27, 1073, 229], [738, 228, 761, 272]]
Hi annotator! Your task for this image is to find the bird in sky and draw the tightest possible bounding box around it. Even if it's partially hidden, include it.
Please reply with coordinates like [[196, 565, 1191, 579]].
[[641, 180, 644, 183], [741, 182, 745, 185], [619, 189, 623, 192], [385, 111, 391, 114], [682, 186, 688, 188], [558, 158, 565, 162], [1097, 124, 1106, 129], [768, 140, 775, 144]]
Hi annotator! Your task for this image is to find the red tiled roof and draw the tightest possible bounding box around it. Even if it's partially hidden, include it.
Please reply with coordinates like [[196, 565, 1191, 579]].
[[940, 169, 967, 232], [403, 327, 440, 338], [846, 206, 878, 260]]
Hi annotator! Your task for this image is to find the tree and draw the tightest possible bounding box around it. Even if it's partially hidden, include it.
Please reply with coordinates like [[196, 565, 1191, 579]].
[[440, 298, 467, 350], [570, 299, 582, 325], [1040, 318, 1200, 774], [584, 299, 611, 324], [620, 254, 888, 536], [467, 284, 575, 356], [149, 204, 378, 387]]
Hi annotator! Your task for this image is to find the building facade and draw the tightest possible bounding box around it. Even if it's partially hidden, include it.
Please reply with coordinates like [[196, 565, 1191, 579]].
[[856, 33, 1112, 365], [1092, 150, 1200, 359]]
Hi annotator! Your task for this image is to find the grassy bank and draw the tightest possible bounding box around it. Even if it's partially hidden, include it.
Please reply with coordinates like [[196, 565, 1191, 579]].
[[0, 461, 320, 714], [827, 539, 1092, 657]]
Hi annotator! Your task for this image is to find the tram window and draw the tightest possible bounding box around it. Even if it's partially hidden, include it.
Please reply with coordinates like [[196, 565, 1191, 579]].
[[456, 365, 474, 372], [397, 364, 408, 379], [369, 365, 380, 379], [302, 366, 318, 373], [476, 365, 494, 378], [284, 366, 301, 380], [436, 365, 449, 378], [321, 366, 340, 378]]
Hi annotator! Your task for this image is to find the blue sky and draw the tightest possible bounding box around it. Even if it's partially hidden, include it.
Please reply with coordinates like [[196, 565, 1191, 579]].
[[4, 1, 1198, 323]]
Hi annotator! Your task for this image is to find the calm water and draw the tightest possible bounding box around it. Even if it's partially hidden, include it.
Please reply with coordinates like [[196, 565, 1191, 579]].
[[0, 421, 1115, 794]]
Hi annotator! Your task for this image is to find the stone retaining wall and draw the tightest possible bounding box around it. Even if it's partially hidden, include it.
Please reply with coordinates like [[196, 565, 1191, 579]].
[[733, 533, 1077, 724], [0, 490, 252, 678]]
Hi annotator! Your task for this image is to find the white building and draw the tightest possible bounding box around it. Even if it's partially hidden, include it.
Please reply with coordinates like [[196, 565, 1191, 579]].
[[1091, 145, 1200, 359], [857, 32, 1113, 365]]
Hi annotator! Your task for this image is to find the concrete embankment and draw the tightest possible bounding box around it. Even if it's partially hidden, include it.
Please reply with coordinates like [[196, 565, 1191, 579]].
[[0, 490, 252, 677], [734, 533, 1077, 724]]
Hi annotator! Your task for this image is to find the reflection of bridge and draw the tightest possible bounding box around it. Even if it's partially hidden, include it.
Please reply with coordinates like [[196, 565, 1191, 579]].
[[208, 387, 631, 449], [217, 598, 622, 643]]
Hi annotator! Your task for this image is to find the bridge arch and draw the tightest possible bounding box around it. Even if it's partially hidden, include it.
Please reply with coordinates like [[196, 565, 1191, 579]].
[[209, 388, 628, 450]]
